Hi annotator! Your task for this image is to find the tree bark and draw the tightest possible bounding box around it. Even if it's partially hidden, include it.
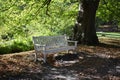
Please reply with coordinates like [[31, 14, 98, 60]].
[[73, 3, 83, 42], [79, 0, 100, 45]]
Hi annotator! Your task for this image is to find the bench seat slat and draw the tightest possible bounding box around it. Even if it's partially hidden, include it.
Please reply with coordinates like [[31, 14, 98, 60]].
[[38, 46, 75, 54]]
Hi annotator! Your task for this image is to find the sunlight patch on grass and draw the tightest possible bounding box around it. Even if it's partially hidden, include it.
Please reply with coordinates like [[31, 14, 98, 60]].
[[97, 32, 120, 39]]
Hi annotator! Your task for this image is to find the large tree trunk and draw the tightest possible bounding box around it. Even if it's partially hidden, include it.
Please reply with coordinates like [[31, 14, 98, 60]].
[[82, 0, 100, 45], [75, 0, 100, 45]]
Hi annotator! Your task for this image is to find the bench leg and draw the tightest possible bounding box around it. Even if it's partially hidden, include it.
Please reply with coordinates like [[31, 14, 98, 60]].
[[43, 53, 47, 63], [67, 50, 69, 53], [34, 52, 37, 62]]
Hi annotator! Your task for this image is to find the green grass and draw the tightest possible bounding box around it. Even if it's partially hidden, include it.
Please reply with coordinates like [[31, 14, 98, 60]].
[[97, 32, 120, 39]]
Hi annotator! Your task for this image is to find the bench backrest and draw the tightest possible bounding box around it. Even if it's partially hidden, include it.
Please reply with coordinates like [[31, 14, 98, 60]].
[[33, 35, 68, 47]]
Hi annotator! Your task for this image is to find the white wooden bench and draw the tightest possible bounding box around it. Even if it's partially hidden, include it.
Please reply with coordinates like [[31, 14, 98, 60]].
[[32, 35, 77, 62]]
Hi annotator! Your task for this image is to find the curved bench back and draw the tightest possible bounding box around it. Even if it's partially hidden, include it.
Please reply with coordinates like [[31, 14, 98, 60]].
[[33, 35, 68, 47]]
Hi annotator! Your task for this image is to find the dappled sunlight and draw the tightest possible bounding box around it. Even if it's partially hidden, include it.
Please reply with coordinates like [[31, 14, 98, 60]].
[[99, 37, 120, 47], [0, 41, 120, 79], [0, 0, 120, 79]]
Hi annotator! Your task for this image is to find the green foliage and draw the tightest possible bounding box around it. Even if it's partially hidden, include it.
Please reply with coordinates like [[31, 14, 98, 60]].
[[0, 0, 78, 36], [0, 0, 120, 54], [0, 0, 78, 54], [10, 39, 33, 53], [97, 0, 120, 24], [0, 37, 33, 54], [0, 45, 11, 54]]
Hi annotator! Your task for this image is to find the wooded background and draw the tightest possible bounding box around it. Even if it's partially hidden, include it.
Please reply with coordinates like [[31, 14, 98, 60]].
[[0, 0, 120, 54]]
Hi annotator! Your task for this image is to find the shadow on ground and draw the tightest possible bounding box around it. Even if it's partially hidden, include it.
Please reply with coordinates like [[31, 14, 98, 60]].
[[0, 51, 120, 80], [99, 43, 120, 48]]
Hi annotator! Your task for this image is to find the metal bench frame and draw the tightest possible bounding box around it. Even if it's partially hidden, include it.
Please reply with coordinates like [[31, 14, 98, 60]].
[[32, 35, 77, 62]]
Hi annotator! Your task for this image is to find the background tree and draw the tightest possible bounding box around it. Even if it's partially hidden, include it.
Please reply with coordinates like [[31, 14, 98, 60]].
[[73, 0, 100, 45], [72, 0, 120, 45], [97, 0, 120, 25]]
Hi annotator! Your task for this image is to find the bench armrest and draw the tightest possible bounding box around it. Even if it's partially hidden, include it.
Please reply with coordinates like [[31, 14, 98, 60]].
[[67, 40, 78, 47], [34, 44, 46, 51]]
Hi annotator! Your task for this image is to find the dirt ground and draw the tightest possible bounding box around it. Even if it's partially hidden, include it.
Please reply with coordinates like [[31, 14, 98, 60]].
[[0, 38, 120, 80]]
